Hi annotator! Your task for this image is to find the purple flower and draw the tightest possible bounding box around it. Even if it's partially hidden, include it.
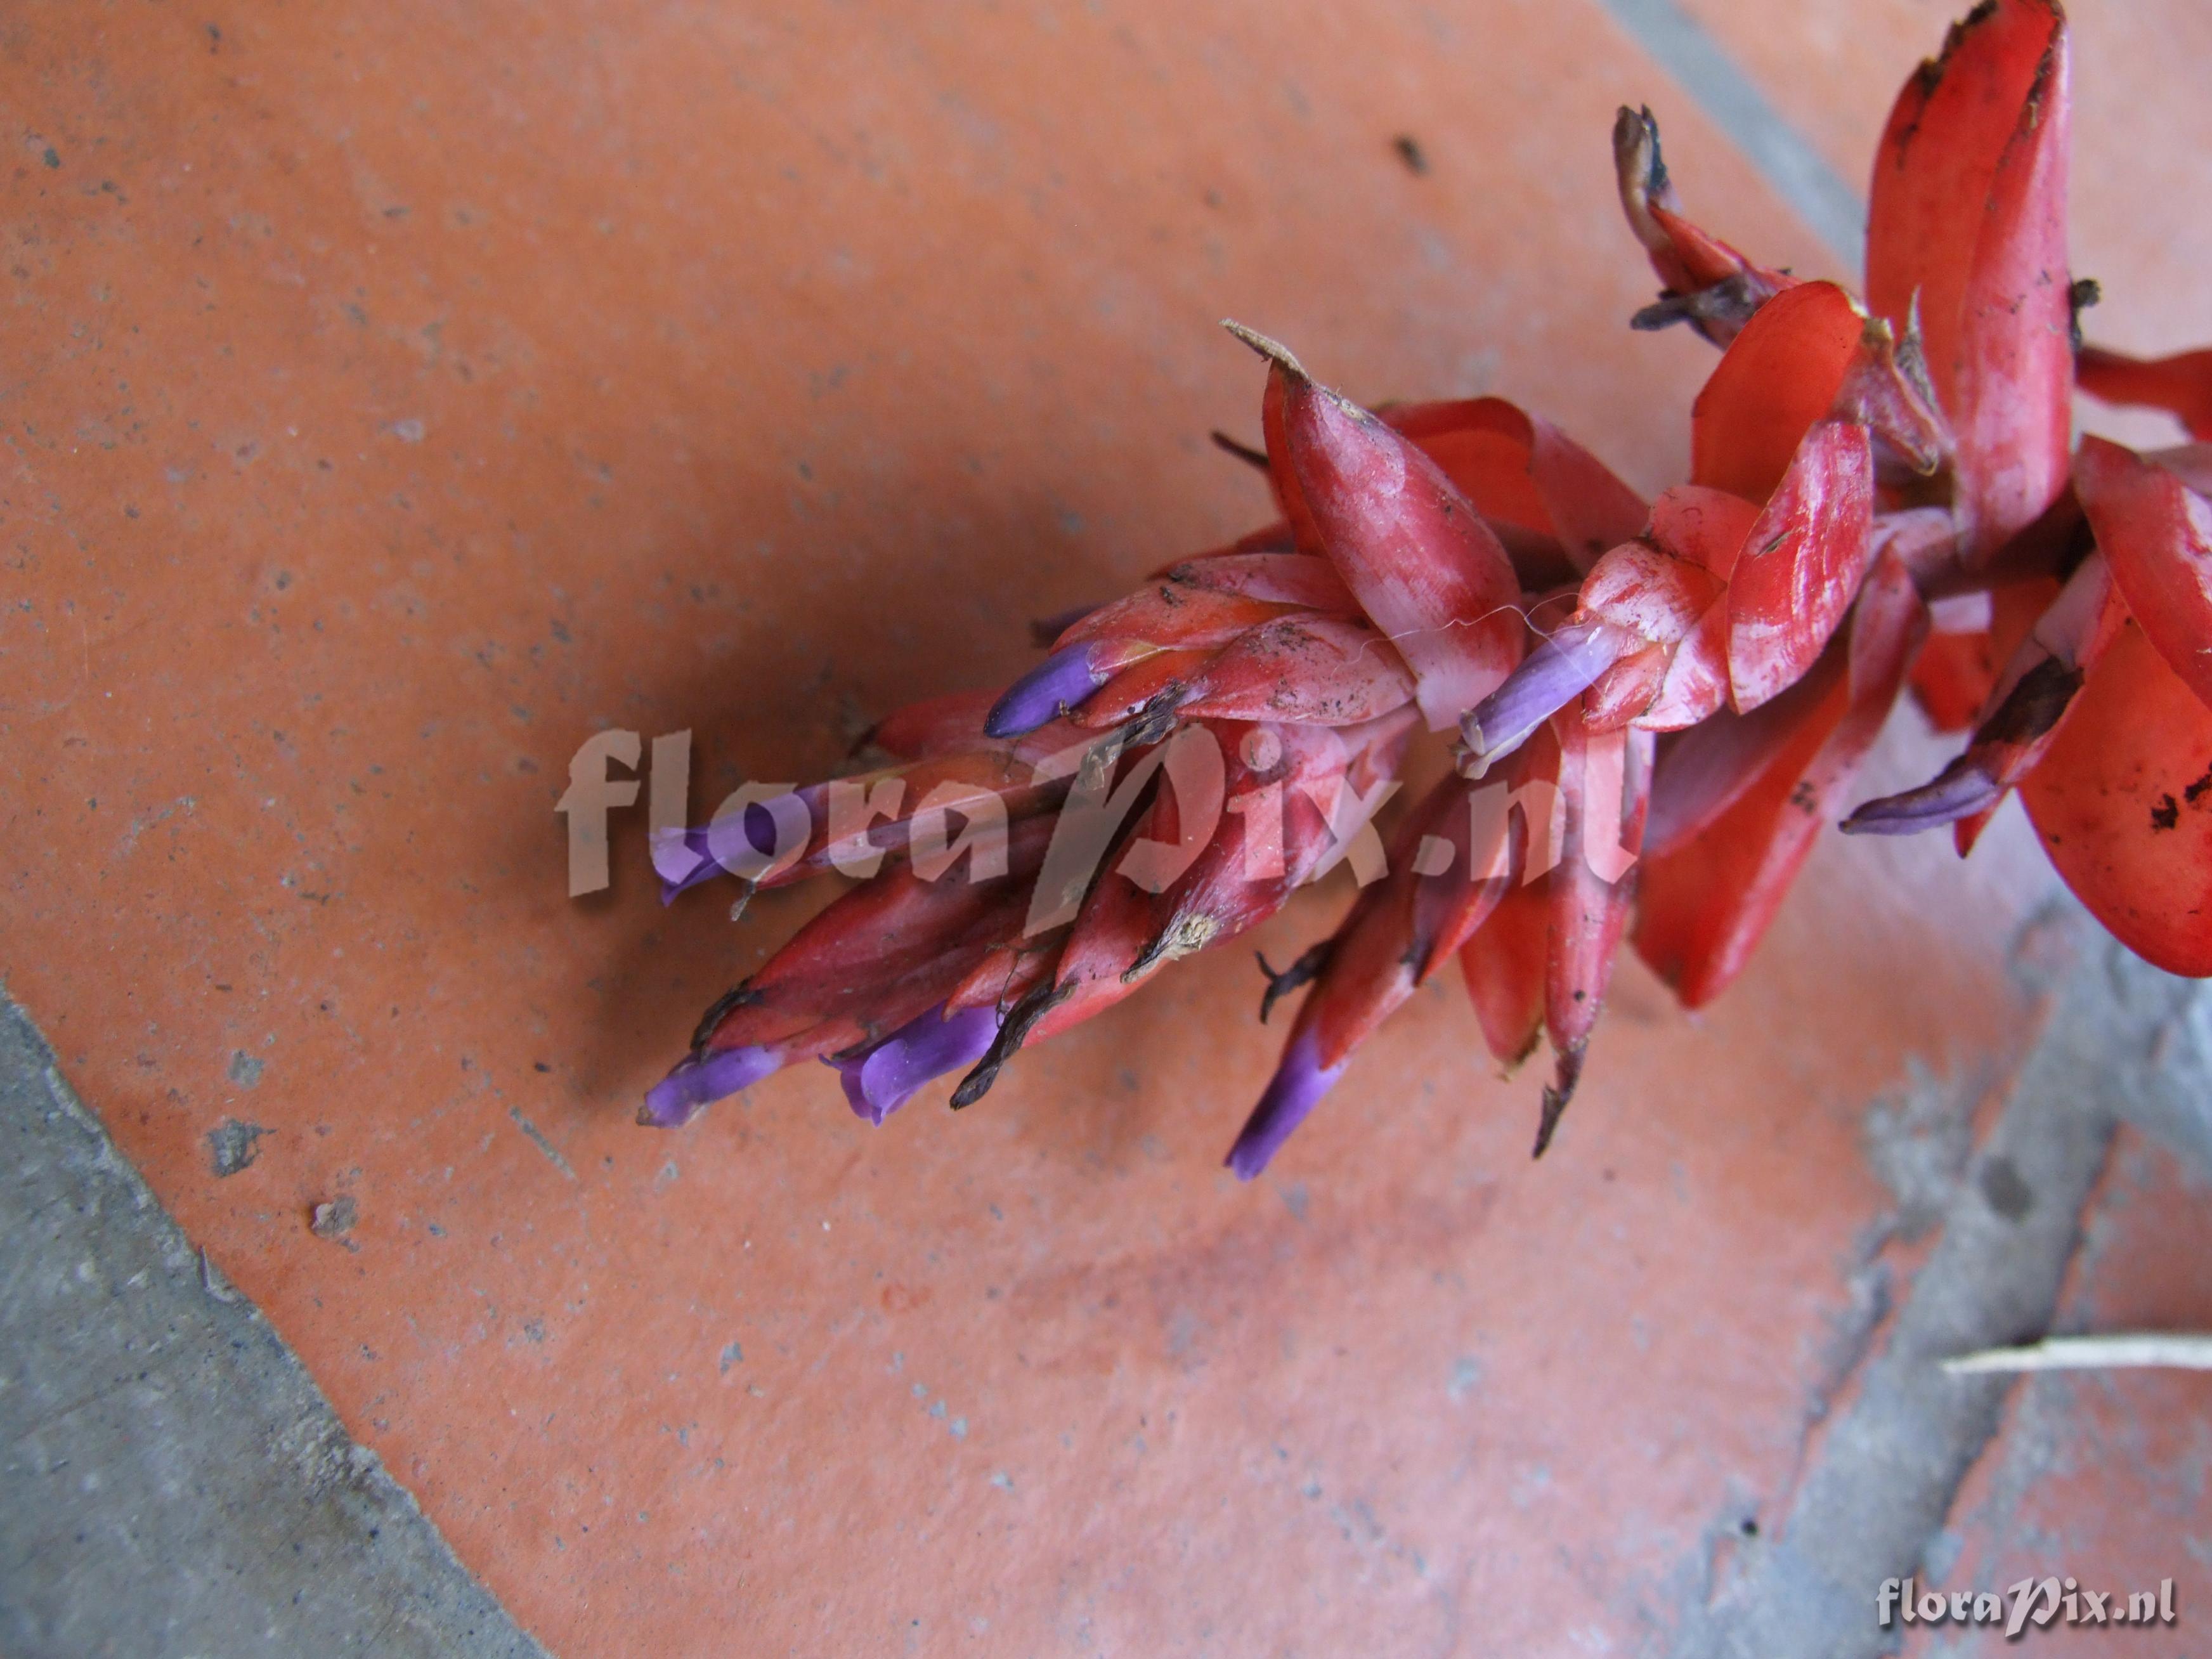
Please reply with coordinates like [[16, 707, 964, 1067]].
[[1840, 756, 2003, 836], [1224, 1027, 1348, 1180], [984, 642, 1108, 738], [829, 1003, 1001, 1125], [651, 823, 720, 897], [654, 800, 789, 904], [1458, 619, 1626, 776], [638, 1044, 782, 1128]]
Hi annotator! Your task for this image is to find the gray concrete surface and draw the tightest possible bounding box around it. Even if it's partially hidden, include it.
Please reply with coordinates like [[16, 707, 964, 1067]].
[[0, 987, 550, 1659], [1675, 921, 2211, 1659]]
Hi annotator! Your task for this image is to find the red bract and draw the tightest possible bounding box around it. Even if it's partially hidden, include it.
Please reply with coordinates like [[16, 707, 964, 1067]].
[[1235, 324, 1528, 732], [1869, 0, 2071, 566], [642, 0, 2212, 1176], [2077, 347, 2212, 439]]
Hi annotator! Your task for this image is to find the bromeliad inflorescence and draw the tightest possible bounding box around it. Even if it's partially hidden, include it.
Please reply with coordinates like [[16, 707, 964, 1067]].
[[640, 0, 2212, 1176]]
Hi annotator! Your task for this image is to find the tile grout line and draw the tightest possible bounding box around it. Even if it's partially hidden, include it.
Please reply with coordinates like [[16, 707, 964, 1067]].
[[1666, 925, 2209, 1659]]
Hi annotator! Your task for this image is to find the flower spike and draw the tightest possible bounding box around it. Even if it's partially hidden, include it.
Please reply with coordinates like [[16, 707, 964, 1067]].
[[645, 5, 2212, 1185]]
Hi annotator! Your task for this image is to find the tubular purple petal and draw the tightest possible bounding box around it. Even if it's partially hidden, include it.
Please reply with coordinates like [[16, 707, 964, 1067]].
[[639, 1044, 781, 1128], [1459, 620, 1624, 776], [652, 824, 720, 901], [1840, 758, 2003, 836], [984, 642, 1107, 738], [655, 802, 784, 904], [828, 1003, 1001, 1126], [1225, 1027, 1348, 1181]]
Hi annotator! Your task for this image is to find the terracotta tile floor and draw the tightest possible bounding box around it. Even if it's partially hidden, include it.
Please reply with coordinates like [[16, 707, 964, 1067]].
[[3, 0, 2204, 1652]]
